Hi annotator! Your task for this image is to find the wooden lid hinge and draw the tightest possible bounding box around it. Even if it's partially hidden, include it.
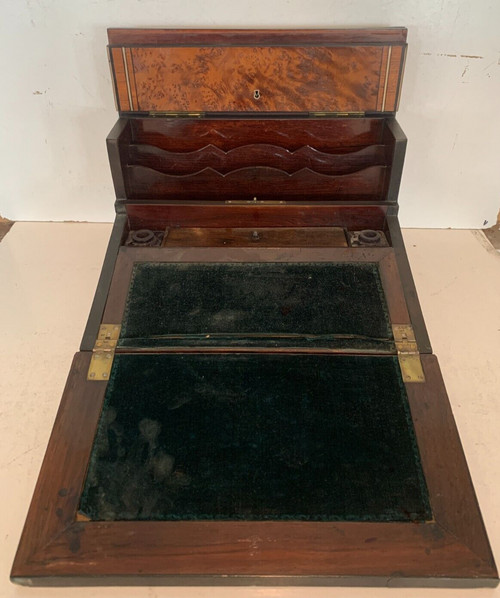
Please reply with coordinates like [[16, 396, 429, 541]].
[[87, 324, 121, 381]]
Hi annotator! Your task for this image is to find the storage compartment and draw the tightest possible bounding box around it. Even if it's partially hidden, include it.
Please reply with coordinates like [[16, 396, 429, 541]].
[[113, 118, 400, 202]]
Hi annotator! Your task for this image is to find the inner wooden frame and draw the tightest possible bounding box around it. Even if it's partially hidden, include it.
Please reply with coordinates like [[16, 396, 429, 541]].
[[103, 246, 409, 353], [11, 352, 497, 586]]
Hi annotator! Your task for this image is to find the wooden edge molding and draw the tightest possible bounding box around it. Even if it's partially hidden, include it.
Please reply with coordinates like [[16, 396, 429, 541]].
[[107, 28, 408, 46]]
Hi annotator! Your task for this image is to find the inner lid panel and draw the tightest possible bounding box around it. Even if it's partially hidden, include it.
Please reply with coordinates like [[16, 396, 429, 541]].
[[79, 353, 431, 522], [118, 261, 394, 351]]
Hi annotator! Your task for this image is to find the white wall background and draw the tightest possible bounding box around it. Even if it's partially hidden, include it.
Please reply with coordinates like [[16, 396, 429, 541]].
[[1, 0, 499, 227]]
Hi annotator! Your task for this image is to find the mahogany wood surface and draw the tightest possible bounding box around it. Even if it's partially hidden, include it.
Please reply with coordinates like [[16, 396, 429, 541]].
[[125, 203, 389, 231], [162, 226, 349, 247], [80, 213, 127, 351], [125, 163, 387, 201], [108, 28, 408, 46], [108, 117, 400, 203], [386, 215, 432, 353], [129, 117, 386, 151], [11, 354, 497, 586], [126, 142, 388, 176]]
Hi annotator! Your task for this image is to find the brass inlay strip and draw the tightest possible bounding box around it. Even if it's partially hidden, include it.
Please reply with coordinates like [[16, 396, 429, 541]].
[[381, 45, 392, 112], [122, 47, 134, 111]]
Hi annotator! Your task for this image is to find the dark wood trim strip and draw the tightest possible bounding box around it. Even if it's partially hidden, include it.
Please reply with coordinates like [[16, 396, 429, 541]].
[[124, 203, 388, 230], [106, 118, 131, 200], [384, 45, 405, 112], [383, 118, 407, 204], [378, 251, 410, 324], [107, 28, 408, 46], [80, 214, 128, 351], [386, 215, 432, 353], [408, 355, 497, 568], [11, 353, 107, 575]]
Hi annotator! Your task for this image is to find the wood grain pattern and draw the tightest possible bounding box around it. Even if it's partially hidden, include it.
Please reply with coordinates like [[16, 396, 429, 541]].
[[126, 143, 388, 176], [111, 118, 397, 203], [130, 117, 386, 151], [107, 29, 408, 114], [376, 46, 390, 112], [11, 354, 498, 585], [124, 203, 389, 231], [162, 226, 349, 247], [110, 48, 130, 112], [126, 45, 386, 113], [386, 214, 431, 353], [125, 164, 387, 201], [124, 48, 138, 111], [385, 46, 404, 112], [407, 355, 496, 565], [108, 28, 408, 46]]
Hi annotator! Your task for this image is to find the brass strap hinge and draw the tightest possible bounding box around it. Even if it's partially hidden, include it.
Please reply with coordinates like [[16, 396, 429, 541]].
[[392, 324, 425, 383], [308, 111, 365, 118], [87, 324, 121, 381]]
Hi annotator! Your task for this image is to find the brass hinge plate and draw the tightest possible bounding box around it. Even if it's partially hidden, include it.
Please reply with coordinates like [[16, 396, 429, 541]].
[[87, 324, 121, 381], [392, 324, 425, 383]]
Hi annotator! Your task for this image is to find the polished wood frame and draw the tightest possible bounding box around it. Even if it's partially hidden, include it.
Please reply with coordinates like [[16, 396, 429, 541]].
[[11, 353, 497, 586]]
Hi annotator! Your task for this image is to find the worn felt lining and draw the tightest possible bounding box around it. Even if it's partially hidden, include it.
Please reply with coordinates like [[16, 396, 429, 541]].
[[118, 262, 394, 350], [79, 353, 431, 522]]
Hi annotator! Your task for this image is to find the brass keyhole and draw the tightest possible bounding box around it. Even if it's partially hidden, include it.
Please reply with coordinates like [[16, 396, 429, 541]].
[[253, 89, 261, 100]]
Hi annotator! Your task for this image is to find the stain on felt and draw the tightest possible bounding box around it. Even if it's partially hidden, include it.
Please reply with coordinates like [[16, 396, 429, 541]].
[[79, 353, 431, 523], [118, 262, 394, 351]]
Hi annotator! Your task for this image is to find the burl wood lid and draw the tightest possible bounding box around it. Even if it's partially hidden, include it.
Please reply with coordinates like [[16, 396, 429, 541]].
[[107, 28, 407, 115]]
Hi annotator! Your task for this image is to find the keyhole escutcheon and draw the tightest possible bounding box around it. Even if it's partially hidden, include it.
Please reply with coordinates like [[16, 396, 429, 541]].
[[253, 89, 261, 100]]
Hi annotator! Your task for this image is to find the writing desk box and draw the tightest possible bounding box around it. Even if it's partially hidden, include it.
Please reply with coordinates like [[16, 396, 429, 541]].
[[11, 28, 498, 588]]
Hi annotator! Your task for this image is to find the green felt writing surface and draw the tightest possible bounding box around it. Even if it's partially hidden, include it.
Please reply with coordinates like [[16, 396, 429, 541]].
[[118, 262, 394, 350], [80, 354, 431, 522]]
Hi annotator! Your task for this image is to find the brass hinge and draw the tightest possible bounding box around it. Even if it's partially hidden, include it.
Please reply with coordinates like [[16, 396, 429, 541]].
[[148, 111, 205, 118], [87, 324, 121, 381], [308, 111, 365, 118], [392, 324, 425, 383]]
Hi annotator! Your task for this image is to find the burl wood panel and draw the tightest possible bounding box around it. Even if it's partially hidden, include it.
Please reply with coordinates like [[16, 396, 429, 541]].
[[111, 44, 405, 114]]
